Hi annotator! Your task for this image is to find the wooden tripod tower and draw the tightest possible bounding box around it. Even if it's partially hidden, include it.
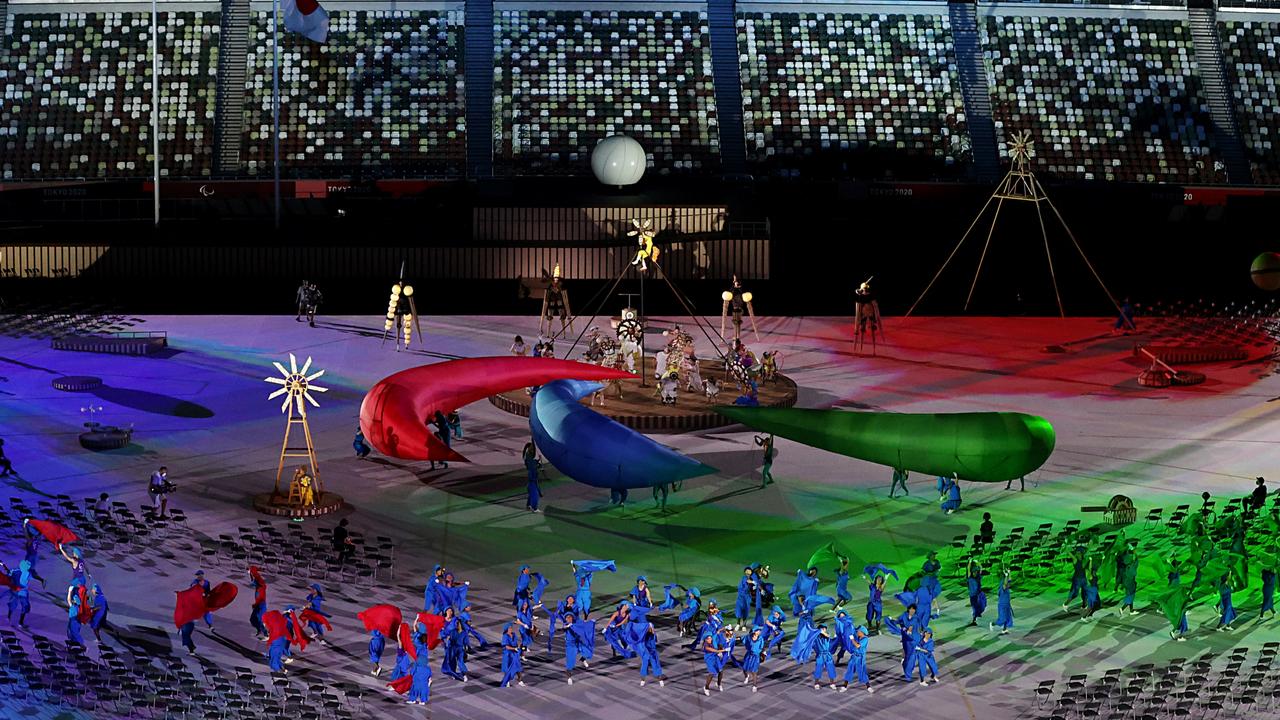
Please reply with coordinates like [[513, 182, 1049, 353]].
[[907, 131, 1123, 317], [265, 354, 327, 497]]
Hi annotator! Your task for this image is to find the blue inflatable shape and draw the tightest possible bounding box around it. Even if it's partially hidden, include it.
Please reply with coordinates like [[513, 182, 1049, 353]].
[[529, 379, 716, 490]]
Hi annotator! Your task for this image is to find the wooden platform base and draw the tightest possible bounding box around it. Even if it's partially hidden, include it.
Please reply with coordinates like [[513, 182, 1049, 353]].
[[489, 357, 798, 432], [52, 333, 167, 356], [252, 491, 344, 518], [1133, 343, 1246, 364]]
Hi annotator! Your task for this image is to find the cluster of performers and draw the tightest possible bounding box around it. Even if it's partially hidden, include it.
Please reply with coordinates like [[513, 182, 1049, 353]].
[[3, 495, 1276, 708], [3, 519, 108, 645], [348, 557, 956, 704]]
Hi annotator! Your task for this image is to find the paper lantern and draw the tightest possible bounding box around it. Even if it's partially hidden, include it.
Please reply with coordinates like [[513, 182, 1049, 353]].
[[591, 135, 647, 187]]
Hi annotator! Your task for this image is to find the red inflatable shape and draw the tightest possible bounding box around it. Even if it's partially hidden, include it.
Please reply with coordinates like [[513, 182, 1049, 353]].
[[359, 357, 634, 462]]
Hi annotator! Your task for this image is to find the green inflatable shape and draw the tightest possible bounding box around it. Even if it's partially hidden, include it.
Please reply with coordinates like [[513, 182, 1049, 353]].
[[712, 407, 1055, 483]]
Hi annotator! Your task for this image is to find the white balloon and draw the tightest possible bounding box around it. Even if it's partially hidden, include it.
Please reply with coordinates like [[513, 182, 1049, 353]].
[[590, 135, 647, 187]]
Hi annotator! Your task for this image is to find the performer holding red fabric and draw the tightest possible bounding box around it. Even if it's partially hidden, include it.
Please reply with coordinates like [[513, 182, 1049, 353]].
[[247, 566, 269, 641], [359, 603, 402, 676]]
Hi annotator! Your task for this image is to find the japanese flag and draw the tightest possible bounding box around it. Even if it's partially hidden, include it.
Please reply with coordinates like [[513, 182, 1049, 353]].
[[282, 0, 328, 43]]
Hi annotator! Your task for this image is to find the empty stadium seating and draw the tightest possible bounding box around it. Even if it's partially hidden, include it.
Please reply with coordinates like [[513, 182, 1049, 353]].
[[1, 12, 219, 180], [1220, 20, 1280, 185], [983, 14, 1222, 183], [242, 10, 465, 178], [737, 12, 969, 177], [493, 10, 720, 175]]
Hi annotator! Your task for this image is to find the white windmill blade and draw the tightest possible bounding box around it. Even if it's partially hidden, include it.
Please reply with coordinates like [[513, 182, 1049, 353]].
[[280, 394, 292, 413], [273, 361, 290, 378], [289, 353, 299, 375], [304, 391, 321, 408], [305, 368, 325, 382], [300, 356, 313, 376], [268, 387, 289, 400], [296, 393, 307, 416], [308, 383, 329, 393], [265, 376, 287, 385]]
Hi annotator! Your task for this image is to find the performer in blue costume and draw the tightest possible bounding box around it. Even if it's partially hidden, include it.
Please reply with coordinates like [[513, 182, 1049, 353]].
[[191, 570, 214, 629], [789, 594, 836, 663], [603, 601, 637, 658], [677, 587, 702, 636], [835, 557, 852, 608], [514, 599, 537, 649], [866, 574, 886, 634], [4, 559, 44, 627], [89, 583, 109, 642], [921, 552, 943, 611], [499, 623, 524, 687], [248, 566, 268, 641], [1262, 561, 1277, 621], [832, 608, 855, 664], [353, 428, 371, 458], [368, 629, 387, 676], [1081, 567, 1101, 621], [966, 557, 987, 627], [935, 475, 947, 497], [512, 565, 539, 607], [811, 625, 838, 689], [912, 627, 939, 685], [739, 626, 766, 692], [570, 559, 616, 616], [763, 605, 787, 654], [406, 621, 433, 705], [179, 618, 197, 655], [992, 572, 1014, 634], [562, 611, 597, 684], [66, 581, 84, 644], [701, 626, 734, 695], [1166, 558, 1190, 642], [940, 474, 962, 514], [305, 583, 329, 643], [885, 604, 920, 679], [545, 594, 578, 651], [890, 467, 909, 498], [433, 572, 470, 614], [788, 567, 819, 616], [1118, 540, 1140, 617], [1217, 575, 1237, 631], [1063, 544, 1089, 612], [735, 567, 757, 631], [524, 443, 542, 512], [688, 599, 723, 649], [839, 625, 873, 694], [635, 622, 666, 687], [439, 608, 469, 682], [390, 644, 412, 683], [459, 603, 489, 650], [424, 565, 445, 612], [631, 576, 654, 609], [657, 583, 683, 612]]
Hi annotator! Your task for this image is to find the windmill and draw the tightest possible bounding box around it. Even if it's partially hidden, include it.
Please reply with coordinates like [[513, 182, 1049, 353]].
[[907, 130, 1123, 317], [266, 353, 327, 500]]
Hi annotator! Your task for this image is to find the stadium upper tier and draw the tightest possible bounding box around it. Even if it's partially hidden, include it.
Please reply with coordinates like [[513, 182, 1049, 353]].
[[1, 1, 1277, 184]]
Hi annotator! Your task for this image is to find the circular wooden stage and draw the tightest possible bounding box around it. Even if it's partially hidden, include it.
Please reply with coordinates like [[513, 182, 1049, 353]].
[[488, 357, 798, 432], [252, 491, 344, 518]]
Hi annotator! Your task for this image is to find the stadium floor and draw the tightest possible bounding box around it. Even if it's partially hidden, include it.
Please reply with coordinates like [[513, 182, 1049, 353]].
[[0, 313, 1277, 719]]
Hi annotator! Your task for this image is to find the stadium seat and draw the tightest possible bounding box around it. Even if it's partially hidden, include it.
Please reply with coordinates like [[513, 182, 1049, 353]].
[[1, 12, 219, 180], [1220, 20, 1280, 185], [242, 9, 465, 178], [492, 10, 720, 175], [983, 15, 1221, 183], [737, 12, 970, 177]]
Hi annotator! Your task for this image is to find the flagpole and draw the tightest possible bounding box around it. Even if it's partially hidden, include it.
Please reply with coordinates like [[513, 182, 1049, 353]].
[[151, 0, 160, 226], [272, 0, 282, 229]]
